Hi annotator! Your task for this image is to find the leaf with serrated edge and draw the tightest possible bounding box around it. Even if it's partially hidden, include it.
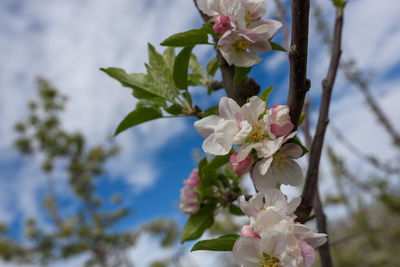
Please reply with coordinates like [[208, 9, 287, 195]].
[[101, 68, 175, 102]]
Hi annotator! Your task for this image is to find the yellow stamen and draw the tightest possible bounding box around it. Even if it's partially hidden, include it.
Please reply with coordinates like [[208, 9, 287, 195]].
[[273, 153, 287, 169], [247, 125, 266, 143], [234, 38, 251, 52], [260, 253, 280, 267]]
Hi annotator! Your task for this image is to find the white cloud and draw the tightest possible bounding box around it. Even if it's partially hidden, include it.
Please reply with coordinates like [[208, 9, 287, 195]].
[[0, 0, 200, 223]]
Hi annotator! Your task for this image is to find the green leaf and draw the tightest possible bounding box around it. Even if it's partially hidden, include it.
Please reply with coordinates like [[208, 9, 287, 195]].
[[100, 68, 175, 102], [269, 41, 287, 52], [206, 57, 219, 77], [229, 204, 245, 216], [188, 54, 208, 86], [148, 43, 168, 71], [260, 85, 274, 102], [201, 19, 215, 35], [115, 107, 163, 136], [161, 29, 209, 47], [164, 104, 184, 115], [198, 157, 208, 181], [173, 46, 194, 89], [191, 234, 240, 251], [234, 67, 251, 85], [206, 150, 234, 171], [163, 47, 175, 69], [199, 105, 219, 117], [332, 0, 346, 8], [181, 204, 215, 243], [298, 112, 305, 126]]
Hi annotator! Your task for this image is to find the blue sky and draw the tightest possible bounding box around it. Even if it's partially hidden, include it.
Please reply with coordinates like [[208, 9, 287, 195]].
[[0, 0, 400, 265]]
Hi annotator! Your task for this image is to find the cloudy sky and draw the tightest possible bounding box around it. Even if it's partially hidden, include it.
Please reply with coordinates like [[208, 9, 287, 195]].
[[0, 0, 399, 266]]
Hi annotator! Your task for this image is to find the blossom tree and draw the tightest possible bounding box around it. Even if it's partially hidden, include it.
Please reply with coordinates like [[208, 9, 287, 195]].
[[102, 0, 347, 266]]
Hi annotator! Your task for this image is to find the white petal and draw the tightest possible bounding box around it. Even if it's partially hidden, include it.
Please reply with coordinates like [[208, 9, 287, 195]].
[[233, 237, 262, 266], [194, 115, 223, 138], [252, 161, 277, 192], [238, 195, 259, 219], [220, 48, 261, 67], [237, 142, 258, 161], [287, 197, 301, 215], [240, 96, 266, 125], [280, 143, 303, 159], [221, 0, 247, 29], [258, 157, 273, 175], [271, 158, 303, 186], [293, 224, 327, 248], [233, 120, 252, 145], [263, 189, 288, 213], [202, 120, 238, 155], [219, 96, 241, 120], [196, 0, 220, 16], [256, 137, 284, 158], [254, 210, 291, 237]]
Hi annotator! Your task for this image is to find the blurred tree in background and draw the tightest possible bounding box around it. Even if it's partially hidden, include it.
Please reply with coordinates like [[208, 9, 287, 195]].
[[0, 78, 178, 267]]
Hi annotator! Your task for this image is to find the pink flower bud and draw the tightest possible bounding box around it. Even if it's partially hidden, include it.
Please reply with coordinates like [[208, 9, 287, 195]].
[[183, 168, 199, 188], [230, 152, 253, 176], [298, 240, 316, 267], [180, 169, 200, 215], [269, 105, 294, 137], [240, 225, 261, 239], [213, 15, 232, 35]]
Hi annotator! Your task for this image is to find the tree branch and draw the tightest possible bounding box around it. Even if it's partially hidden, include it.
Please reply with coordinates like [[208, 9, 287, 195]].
[[296, 8, 344, 222], [286, 0, 311, 129], [273, 0, 289, 49], [312, 1, 400, 147], [192, 0, 260, 106], [314, 189, 334, 267]]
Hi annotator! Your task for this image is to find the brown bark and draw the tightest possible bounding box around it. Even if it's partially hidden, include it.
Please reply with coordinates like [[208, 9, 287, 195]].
[[286, 0, 311, 129]]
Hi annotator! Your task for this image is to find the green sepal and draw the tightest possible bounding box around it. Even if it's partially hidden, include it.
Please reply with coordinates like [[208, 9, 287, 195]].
[[229, 204, 245, 216], [199, 105, 219, 117], [269, 41, 287, 52]]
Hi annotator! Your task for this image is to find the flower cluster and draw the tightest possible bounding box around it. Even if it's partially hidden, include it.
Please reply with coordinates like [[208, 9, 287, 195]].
[[179, 169, 200, 215], [234, 189, 327, 267], [196, 0, 282, 67], [194, 96, 302, 191]]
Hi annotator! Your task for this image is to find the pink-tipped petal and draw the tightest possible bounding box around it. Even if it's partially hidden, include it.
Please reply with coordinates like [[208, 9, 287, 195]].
[[241, 225, 261, 238], [298, 240, 316, 267]]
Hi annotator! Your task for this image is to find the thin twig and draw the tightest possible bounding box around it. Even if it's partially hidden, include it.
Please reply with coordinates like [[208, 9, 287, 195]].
[[302, 99, 334, 267], [286, 0, 311, 129], [330, 123, 400, 174], [330, 227, 384, 246], [313, 189, 334, 267], [312, 1, 400, 147], [296, 7, 344, 222], [273, 0, 289, 49], [301, 98, 313, 149]]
